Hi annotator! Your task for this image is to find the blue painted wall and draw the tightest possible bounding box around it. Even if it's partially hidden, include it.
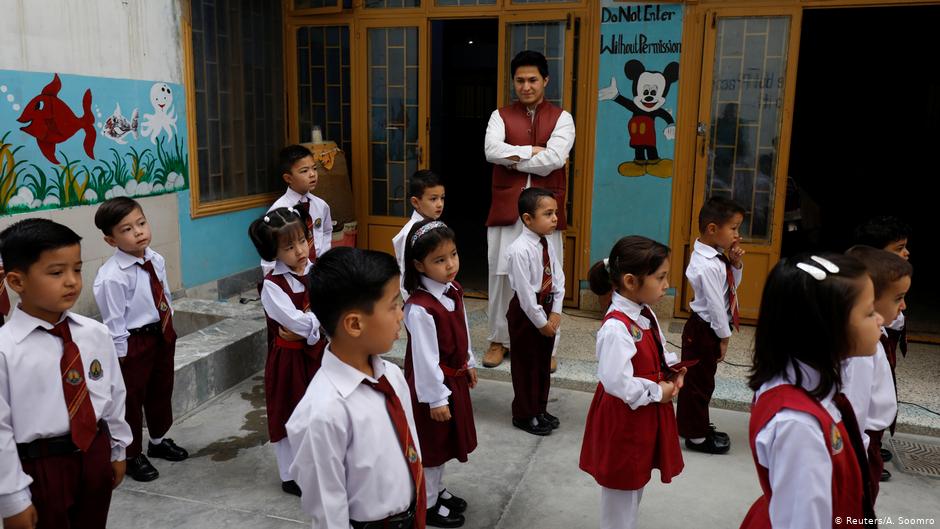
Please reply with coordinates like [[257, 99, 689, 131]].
[[177, 190, 267, 288], [589, 2, 683, 264]]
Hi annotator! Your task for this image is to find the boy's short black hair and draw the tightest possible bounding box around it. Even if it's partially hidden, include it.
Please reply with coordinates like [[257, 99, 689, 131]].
[[698, 196, 746, 232], [845, 245, 913, 298], [0, 218, 82, 273], [307, 247, 400, 337], [518, 187, 556, 220], [94, 197, 143, 236], [854, 216, 911, 249], [279, 144, 314, 175], [408, 170, 443, 200], [510, 50, 549, 79]]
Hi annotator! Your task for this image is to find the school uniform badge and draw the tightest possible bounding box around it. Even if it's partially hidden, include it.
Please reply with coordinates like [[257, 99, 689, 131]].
[[407, 444, 418, 463], [544, 265, 552, 276], [65, 368, 83, 385], [629, 323, 643, 342], [830, 423, 844, 455], [160, 301, 169, 312], [314, 217, 322, 229], [88, 359, 103, 381]]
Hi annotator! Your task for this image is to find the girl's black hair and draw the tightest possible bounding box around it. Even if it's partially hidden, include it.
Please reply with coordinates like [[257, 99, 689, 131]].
[[588, 236, 671, 296], [402, 219, 457, 294], [247, 207, 311, 262], [749, 252, 869, 398]]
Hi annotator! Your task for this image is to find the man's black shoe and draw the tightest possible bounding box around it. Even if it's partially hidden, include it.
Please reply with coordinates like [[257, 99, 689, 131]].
[[539, 412, 560, 429], [685, 435, 730, 454], [512, 417, 552, 436], [147, 438, 189, 462], [127, 454, 160, 482]]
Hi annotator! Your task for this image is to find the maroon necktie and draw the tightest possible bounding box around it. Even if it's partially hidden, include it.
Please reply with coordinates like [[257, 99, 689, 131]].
[[365, 375, 426, 529], [294, 200, 318, 264], [717, 253, 740, 331], [0, 266, 10, 317], [538, 237, 553, 306], [47, 320, 98, 451], [640, 306, 669, 372], [140, 260, 177, 343], [833, 392, 877, 524]]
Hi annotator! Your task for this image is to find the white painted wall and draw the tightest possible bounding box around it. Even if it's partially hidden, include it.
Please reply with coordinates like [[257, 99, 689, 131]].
[[0, 0, 185, 316]]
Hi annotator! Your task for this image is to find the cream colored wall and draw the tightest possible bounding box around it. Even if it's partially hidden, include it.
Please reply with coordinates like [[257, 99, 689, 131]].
[[0, 0, 185, 316]]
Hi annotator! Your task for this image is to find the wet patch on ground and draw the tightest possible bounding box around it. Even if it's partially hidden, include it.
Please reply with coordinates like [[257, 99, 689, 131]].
[[192, 376, 269, 462]]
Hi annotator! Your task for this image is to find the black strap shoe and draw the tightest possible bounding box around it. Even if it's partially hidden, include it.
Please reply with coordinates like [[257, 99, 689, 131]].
[[282, 480, 302, 497], [880, 447, 893, 463], [148, 438, 189, 462], [438, 489, 467, 514], [427, 502, 466, 528], [685, 434, 731, 455], [881, 469, 892, 482], [539, 412, 560, 430], [709, 423, 730, 442], [127, 454, 160, 482], [512, 417, 552, 436]]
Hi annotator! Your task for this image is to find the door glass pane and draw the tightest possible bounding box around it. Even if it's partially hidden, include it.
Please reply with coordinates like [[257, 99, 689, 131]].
[[369, 27, 419, 217], [507, 22, 565, 107], [364, 0, 419, 8], [436, 0, 495, 6], [294, 0, 340, 9], [297, 26, 352, 166], [706, 16, 790, 241]]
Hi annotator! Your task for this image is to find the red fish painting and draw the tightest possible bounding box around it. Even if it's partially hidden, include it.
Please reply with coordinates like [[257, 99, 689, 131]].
[[16, 74, 96, 164]]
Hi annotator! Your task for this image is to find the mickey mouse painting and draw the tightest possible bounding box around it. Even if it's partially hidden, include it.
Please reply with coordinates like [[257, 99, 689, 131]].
[[599, 59, 679, 178]]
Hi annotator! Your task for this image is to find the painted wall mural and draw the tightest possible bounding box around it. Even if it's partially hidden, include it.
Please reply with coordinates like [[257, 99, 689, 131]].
[[590, 2, 683, 261], [0, 70, 188, 215]]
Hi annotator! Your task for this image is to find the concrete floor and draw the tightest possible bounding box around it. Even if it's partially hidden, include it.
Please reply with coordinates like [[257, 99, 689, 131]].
[[102, 375, 940, 529]]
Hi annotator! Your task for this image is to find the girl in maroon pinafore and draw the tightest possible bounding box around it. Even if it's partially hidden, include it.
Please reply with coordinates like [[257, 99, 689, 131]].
[[579, 236, 687, 529], [402, 220, 478, 528], [249, 207, 326, 497]]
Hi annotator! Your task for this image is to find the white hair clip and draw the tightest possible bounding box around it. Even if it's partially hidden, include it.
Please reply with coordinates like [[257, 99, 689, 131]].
[[810, 255, 840, 274], [263, 215, 271, 223], [796, 262, 827, 281], [410, 221, 448, 248], [289, 207, 299, 216], [603, 258, 610, 272]]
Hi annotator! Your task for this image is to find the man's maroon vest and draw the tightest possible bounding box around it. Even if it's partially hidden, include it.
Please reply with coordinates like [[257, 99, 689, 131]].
[[486, 100, 568, 229]]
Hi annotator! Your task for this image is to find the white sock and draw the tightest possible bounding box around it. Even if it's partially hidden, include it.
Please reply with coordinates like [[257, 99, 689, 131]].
[[530, 417, 539, 427], [688, 437, 706, 444], [150, 436, 164, 445], [440, 489, 453, 500], [436, 504, 451, 517]]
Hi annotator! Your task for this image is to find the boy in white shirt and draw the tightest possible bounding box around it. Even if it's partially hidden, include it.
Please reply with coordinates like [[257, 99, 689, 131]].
[[392, 170, 445, 300], [264, 145, 332, 273], [287, 247, 426, 529], [93, 197, 188, 483], [678, 196, 745, 454], [505, 187, 564, 436], [0, 218, 132, 529]]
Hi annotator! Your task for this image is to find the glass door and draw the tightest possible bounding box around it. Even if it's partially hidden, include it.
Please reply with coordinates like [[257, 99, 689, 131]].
[[682, 8, 802, 320], [357, 20, 427, 254]]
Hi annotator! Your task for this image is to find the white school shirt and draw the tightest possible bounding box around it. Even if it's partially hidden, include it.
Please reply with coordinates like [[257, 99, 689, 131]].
[[686, 239, 742, 340], [262, 188, 333, 274], [505, 227, 565, 329], [393, 210, 426, 300], [596, 291, 679, 409], [404, 276, 477, 409], [841, 329, 898, 444], [753, 361, 841, 529], [287, 349, 421, 528], [483, 105, 573, 276], [260, 261, 321, 345], [93, 247, 173, 358], [886, 311, 905, 331], [0, 309, 132, 518]]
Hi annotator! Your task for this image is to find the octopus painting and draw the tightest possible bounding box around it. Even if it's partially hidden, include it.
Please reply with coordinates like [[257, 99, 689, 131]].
[[141, 82, 177, 144]]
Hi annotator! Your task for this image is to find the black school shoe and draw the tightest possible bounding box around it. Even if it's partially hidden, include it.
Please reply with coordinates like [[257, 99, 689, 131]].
[[539, 412, 560, 430], [685, 434, 731, 455], [282, 480, 302, 497], [709, 423, 730, 443], [438, 489, 467, 514], [127, 454, 160, 482], [427, 501, 466, 528], [881, 447, 893, 463], [881, 469, 892, 482], [148, 438, 189, 462], [512, 417, 552, 436]]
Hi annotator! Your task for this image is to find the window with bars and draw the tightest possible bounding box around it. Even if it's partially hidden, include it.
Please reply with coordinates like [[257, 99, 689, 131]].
[[191, 0, 284, 204], [297, 26, 352, 164]]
